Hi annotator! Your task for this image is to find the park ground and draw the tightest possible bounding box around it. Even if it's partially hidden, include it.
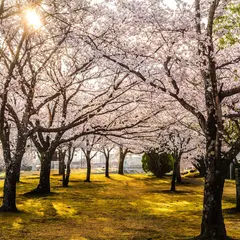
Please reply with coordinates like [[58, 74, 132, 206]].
[[0, 172, 240, 240]]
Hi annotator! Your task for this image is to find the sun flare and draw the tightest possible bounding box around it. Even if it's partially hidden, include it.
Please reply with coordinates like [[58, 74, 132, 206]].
[[25, 9, 42, 29]]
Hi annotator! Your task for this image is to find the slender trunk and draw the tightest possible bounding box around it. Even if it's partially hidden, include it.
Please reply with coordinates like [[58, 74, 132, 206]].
[[176, 162, 182, 183], [200, 170, 226, 239], [85, 156, 91, 182], [171, 161, 177, 191], [105, 156, 110, 178], [62, 163, 66, 186], [0, 163, 18, 212], [118, 157, 124, 175], [58, 150, 66, 175], [32, 152, 52, 194], [59, 157, 64, 175], [63, 162, 71, 187], [63, 144, 74, 187], [118, 147, 127, 175]]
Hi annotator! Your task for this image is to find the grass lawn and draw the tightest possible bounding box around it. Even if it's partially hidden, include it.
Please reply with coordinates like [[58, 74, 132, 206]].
[[0, 171, 239, 240]]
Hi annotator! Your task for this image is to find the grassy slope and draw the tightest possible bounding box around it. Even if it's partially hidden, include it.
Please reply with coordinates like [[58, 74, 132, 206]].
[[0, 172, 239, 240]]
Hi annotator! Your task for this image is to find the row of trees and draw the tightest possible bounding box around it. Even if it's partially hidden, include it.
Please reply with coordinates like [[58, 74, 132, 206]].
[[0, 0, 239, 239], [0, 0, 165, 211], [50, 140, 131, 185]]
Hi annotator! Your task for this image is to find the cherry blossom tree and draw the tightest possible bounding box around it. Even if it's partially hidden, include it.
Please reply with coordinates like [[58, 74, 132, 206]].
[[79, 135, 101, 182], [163, 128, 201, 191], [0, 0, 75, 211], [99, 138, 115, 178], [62, 142, 76, 187], [90, 0, 240, 238]]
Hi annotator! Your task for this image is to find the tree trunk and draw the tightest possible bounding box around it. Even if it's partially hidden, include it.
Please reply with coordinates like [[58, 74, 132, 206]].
[[85, 156, 91, 182], [235, 168, 240, 212], [59, 157, 64, 175], [0, 163, 18, 212], [105, 155, 110, 178], [62, 143, 75, 187], [118, 158, 124, 174], [118, 147, 127, 175], [15, 161, 22, 182], [0, 135, 27, 212], [58, 150, 66, 175], [229, 163, 235, 180], [171, 161, 177, 191], [63, 161, 71, 187], [171, 156, 182, 191], [199, 124, 227, 239], [32, 152, 52, 194], [199, 170, 226, 239], [176, 162, 182, 183]]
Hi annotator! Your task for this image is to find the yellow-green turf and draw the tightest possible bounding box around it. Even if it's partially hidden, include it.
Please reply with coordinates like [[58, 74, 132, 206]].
[[0, 171, 239, 240]]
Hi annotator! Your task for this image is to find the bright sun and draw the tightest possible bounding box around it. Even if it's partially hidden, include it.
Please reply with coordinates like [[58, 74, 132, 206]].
[[25, 9, 42, 29]]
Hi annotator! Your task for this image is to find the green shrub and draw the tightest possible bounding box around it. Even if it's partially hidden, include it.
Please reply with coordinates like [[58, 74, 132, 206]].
[[142, 150, 173, 178]]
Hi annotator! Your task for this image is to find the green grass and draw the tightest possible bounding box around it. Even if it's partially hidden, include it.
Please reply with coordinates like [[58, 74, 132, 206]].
[[0, 171, 239, 240]]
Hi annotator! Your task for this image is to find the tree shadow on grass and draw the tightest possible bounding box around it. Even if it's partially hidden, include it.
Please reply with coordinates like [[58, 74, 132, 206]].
[[17, 181, 32, 184], [122, 174, 157, 180], [186, 237, 235, 240], [0, 209, 25, 215], [22, 191, 58, 198], [146, 189, 195, 195], [223, 195, 236, 205], [59, 179, 82, 183], [223, 207, 240, 215], [24, 176, 39, 180]]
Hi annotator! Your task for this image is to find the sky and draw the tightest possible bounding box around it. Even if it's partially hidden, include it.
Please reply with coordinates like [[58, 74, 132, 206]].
[[163, 0, 177, 8], [163, 0, 194, 9]]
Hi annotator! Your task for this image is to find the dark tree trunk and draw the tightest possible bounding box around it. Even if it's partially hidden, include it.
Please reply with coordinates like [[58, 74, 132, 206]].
[[176, 162, 182, 183], [229, 163, 235, 180], [62, 163, 66, 186], [58, 150, 66, 175], [59, 158, 64, 175], [62, 144, 75, 187], [118, 157, 124, 175], [85, 156, 91, 182], [118, 147, 128, 175], [63, 162, 70, 187], [199, 118, 227, 239], [171, 155, 182, 191], [105, 156, 110, 178], [32, 152, 52, 194], [0, 135, 27, 212], [0, 163, 18, 212], [235, 168, 240, 212], [103, 148, 112, 178], [200, 170, 226, 239], [198, 131, 228, 239], [38, 157, 51, 193], [15, 161, 22, 182], [171, 161, 177, 191]]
